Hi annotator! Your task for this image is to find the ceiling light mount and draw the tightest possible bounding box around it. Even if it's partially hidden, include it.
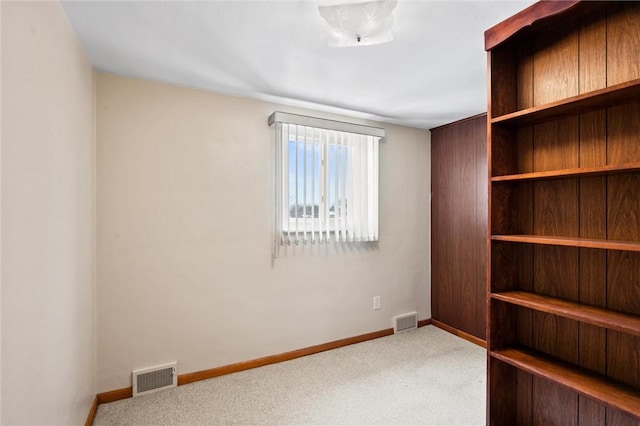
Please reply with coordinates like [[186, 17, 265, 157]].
[[318, 0, 397, 47]]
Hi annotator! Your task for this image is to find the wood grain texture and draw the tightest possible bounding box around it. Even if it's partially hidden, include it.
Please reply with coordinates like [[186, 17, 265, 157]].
[[490, 125, 518, 177], [431, 115, 487, 340], [430, 128, 448, 322], [533, 117, 579, 172], [489, 46, 517, 117], [607, 102, 640, 165], [533, 20, 579, 107], [488, 357, 517, 426], [579, 8, 607, 94], [532, 157, 578, 317], [531, 311, 579, 364], [492, 291, 640, 337], [475, 117, 488, 339], [490, 240, 518, 293], [578, 110, 608, 426], [607, 175, 640, 242], [534, 180, 579, 237], [96, 387, 132, 404], [515, 183, 534, 236], [516, 303, 534, 349], [516, 126, 534, 174], [431, 319, 487, 348], [491, 235, 640, 252], [517, 42, 534, 110], [542, 230, 577, 362], [492, 348, 640, 420], [484, 1, 580, 51], [516, 369, 533, 426], [487, 118, 494, 345], [490, 183, 513, 235], [607, 409, 640, 426], [607, 2, 640, 86], [580, 396, 606, 426], [607, 251, 640, 317], [492, 78, 640, 125], [488, 2, 640, 424], [606, 331, 640, 389], [489, 299, 517, 351], [84, 396, 98, 426], [578, 320, 607, 374], [578, 114, 607, 392], [417, 318, 433, 328], [578, 110, 607, 386], [533, 245, 578, 300], [515, 177, 534, 374], [532, 375, 579, 425], [579, 110, 607, 168], [456, 119, 479, 337], [492, 163, 640, 182]]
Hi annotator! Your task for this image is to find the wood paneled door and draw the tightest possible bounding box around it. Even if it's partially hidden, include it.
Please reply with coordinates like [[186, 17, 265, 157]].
[[431, 114, 487, 341]]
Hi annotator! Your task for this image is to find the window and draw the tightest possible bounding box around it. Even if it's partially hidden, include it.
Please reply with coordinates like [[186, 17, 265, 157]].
[[269, 112, 383, 255]]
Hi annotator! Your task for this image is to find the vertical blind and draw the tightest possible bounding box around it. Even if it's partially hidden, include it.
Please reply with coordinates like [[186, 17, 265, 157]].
[[269, 112, 383, 257]]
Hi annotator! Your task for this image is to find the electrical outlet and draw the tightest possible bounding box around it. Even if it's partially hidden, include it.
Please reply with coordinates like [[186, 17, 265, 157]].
[[373, 296, 381, 310]]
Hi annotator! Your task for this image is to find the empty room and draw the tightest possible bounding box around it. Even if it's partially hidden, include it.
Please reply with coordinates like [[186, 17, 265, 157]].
[[2, 0, 640, 425]]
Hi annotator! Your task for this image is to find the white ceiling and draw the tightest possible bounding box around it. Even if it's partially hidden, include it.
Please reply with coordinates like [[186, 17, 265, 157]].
[[61, 0, 536, 129]]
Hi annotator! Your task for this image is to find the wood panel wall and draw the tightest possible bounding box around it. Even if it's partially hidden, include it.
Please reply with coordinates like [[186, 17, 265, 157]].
[[431, 114, 487, 340]]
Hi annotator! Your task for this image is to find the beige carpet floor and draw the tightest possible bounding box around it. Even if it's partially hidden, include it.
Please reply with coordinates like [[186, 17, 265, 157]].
[[94, 325, 486, 425]]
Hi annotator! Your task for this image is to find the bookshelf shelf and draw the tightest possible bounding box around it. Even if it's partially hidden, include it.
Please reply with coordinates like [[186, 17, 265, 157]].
[[491, 348, 640, 420], [491, 78, 640, 126], [491, 291, 640, 336], [491, 162, 640, 182], [490, 235, 640, 252]]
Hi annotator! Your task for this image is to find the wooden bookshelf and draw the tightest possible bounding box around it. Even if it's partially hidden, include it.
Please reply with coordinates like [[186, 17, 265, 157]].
[[491, 162, 640, 182], [492, 291, 640, 336], [491, 78, 640, 126], [486, 2, 640, 424], [491, 348, 640, 419], [490, 235, 640, 252]]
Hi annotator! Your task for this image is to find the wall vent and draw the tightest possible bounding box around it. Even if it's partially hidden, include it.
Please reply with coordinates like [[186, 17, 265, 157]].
[[393, 312, 418, 333], [132, 362, 177, 397]]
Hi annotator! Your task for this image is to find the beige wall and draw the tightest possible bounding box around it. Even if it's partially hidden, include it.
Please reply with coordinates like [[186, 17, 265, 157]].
[[97, 73, 430, 392], [1, 2, 96, 424]]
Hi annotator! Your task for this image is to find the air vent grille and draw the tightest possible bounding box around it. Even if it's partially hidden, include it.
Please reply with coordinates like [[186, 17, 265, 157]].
[[393, 312, 418, 333], [132, 362, 177, 397]]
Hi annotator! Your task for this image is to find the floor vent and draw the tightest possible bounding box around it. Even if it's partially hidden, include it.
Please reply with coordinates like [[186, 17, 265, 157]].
[[132, 362, 177, 397], [393, 312, 418, 334]]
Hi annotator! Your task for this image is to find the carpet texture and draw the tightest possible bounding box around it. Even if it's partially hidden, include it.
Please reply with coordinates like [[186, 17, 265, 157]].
[[94, 325, 486, 425]]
